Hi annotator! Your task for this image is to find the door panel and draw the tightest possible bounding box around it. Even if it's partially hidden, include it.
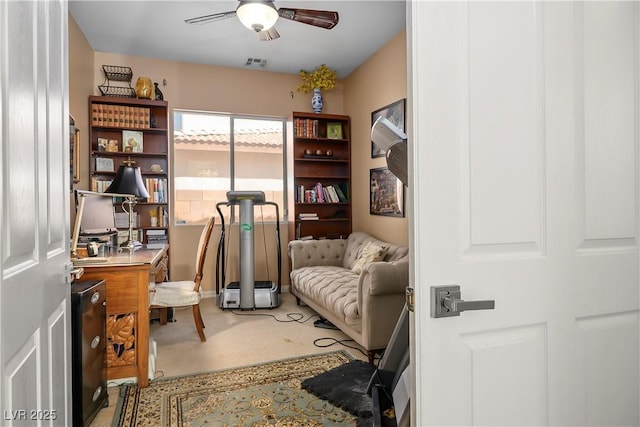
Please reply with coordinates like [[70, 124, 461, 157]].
[[579, 2, 637, 247], [464, 324, 547, 426], [1, 0, 71, 424], [464, 2, 545, 256], [411, 2, 639, 425], [577, 312, 639, 426]]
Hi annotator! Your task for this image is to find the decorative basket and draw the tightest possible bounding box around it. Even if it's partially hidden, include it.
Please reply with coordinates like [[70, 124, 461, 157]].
[[98, 65, 135, 98], [102, 65, 133, 82], [98, 85, 136, 98]]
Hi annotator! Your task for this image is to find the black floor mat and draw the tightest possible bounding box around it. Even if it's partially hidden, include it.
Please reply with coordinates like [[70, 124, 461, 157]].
[[301, 360, 396, 427]]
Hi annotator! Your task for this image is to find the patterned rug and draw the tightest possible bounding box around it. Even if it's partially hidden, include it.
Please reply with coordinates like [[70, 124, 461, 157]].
[[112, 351, 358, 426]]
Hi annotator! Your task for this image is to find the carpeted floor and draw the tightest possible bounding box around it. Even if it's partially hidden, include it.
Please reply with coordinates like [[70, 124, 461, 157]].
[[112, 351, 360, 426]]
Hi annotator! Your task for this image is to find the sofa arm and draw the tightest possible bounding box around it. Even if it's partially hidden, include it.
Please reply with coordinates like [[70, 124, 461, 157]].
[[358, 260, 409, 350], [360, 260, 409, 296], [288, 239, 347, 270]]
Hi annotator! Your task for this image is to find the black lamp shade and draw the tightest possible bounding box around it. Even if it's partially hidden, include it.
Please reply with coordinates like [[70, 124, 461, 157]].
[[105, 164, 150, 199]]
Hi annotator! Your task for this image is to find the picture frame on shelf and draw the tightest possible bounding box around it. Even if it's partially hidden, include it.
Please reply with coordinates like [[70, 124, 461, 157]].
[[95, 157, 114, 172], [122, 130, 143, 153], [371, 98, 405, 158], [326, 122, 343, 139], [97, 137, 108, 152], [370, 167, 404, 217], [107, 139, 119, 152]]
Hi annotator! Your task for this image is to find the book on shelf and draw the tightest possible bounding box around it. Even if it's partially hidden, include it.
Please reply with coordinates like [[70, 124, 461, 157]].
[[315, 182, 325, 203], [294, 118, 319, 138], [145, 178, 167, 203], [326, 185, 340, 203], [333, 185, 346, 202], [91, 177, 113, 193], [146, 242, 167, 249], [146, 229, 167, 248], [298, 213, 319, 220], [335, 182, 349, 202], [115, 212, 138, 228], [151, 207, 168, 227], [92, 104, 151, 129], [296, 182, 346, 204]]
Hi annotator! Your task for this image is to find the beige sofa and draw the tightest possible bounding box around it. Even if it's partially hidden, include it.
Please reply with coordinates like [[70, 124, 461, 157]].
[[288, 231, 409, 363]]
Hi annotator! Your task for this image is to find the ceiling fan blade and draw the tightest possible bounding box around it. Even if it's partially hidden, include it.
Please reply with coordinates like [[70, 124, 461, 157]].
[[258, 27, 280, 41], [277, 8, 339, 30], [184, 10, 236, 25]]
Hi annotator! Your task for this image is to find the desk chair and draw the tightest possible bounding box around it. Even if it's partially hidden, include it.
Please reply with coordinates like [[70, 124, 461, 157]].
[[150, 216, 215, 341]]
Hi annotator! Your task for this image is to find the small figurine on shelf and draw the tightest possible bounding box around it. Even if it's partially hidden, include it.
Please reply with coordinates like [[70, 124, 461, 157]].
[[154, 82, 164, 101]]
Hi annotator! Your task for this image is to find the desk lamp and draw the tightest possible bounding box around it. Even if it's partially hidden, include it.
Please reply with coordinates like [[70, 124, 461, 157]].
[[105, 158, 150, 251]]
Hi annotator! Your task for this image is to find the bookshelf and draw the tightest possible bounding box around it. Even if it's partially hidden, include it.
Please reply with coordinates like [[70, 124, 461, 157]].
[[290, 111, 351, 241], [88, 95, 170, 247]]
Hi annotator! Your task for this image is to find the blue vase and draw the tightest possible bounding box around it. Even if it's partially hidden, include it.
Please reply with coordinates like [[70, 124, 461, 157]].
[[311, 88, 323, 113]]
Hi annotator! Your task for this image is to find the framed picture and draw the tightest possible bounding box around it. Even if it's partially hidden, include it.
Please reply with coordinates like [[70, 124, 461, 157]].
[[70, 115, 80, 186], [326, 122, 343, 139], [95, 157, 115, 172], [122, 130, 143, 153], [370, 167, 404, 217], [371, 98, 405, 158]]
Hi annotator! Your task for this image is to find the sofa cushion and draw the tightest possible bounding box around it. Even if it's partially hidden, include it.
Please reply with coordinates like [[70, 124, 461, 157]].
[[351, 241, 389, 274], [342, 232, 409, 269], [290, 265, 362, 331]]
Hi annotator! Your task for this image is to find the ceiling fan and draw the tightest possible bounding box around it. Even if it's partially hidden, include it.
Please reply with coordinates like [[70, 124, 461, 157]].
[[184, 0, 339, 41]]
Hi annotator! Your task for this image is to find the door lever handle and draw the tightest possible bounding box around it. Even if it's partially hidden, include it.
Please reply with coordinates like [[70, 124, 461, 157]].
[[431, 285, 495, 318], [443, 295, 495, 313]]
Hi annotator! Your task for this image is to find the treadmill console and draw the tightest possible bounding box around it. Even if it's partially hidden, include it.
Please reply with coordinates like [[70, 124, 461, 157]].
[[226, 191, 266, 205]]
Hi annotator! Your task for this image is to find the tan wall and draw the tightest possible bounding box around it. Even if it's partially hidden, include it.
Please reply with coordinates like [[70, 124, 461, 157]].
[[344, 30, 408, 247], [69, 13, 408, 292], [68, 15, 94, 222]]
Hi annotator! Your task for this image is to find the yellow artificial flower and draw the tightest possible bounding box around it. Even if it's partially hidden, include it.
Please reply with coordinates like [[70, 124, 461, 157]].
[[297, 64, 338, 93]]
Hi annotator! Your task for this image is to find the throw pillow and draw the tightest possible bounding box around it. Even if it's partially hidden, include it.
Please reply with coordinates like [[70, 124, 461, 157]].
[[351, 241, 389, 274]]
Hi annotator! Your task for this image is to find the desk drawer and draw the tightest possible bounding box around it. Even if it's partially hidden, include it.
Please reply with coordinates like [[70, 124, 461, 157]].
[[99, 270, 142, 313]]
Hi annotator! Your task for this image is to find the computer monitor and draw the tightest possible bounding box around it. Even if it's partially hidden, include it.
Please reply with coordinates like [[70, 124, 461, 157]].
[[70, 190, 116, 257], [76, 191, 116, 234]]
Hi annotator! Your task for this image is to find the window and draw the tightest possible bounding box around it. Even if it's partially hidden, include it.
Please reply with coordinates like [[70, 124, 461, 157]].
[[173, 110, 286, 225]]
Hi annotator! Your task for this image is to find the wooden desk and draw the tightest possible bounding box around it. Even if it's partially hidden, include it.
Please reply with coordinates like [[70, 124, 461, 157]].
[[74, 245, 168, 388]]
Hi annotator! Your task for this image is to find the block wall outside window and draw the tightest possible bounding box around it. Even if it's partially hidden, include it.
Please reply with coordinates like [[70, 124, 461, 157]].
[[173, 111, 286, 225]]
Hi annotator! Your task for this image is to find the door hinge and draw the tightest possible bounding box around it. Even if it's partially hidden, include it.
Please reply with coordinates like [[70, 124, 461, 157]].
[[405, 287, 414, 312]]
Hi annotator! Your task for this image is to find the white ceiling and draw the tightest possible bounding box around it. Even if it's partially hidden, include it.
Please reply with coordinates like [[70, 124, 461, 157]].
[[68, 0, 406, 79]]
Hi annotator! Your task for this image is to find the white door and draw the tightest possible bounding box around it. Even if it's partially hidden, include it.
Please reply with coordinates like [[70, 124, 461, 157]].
[[0, 1, 71, 425], [410, 2, 639, 425]]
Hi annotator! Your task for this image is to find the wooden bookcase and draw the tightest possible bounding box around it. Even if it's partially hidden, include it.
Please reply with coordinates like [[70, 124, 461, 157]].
[[290, 111, 351, 241], [88, 95, 170, 246]]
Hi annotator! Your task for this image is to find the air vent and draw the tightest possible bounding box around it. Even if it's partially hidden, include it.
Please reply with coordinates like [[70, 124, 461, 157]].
[[245, 58, 267, 68]]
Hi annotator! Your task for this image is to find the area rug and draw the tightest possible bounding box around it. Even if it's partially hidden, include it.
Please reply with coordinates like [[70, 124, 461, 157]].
[[112, 351, 359, 426], [301, 360, 396, 427]]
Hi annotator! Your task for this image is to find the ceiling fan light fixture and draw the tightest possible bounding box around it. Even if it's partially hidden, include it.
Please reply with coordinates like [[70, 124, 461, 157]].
[[237, 1, 278, 32]]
